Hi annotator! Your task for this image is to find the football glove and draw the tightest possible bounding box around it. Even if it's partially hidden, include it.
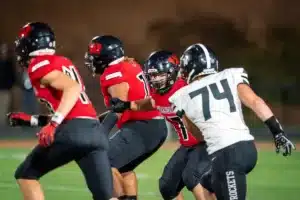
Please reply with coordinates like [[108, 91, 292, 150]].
[[274, 133, 296, 156], [7, 112, 36, 127], [37, 122, 58, 147]]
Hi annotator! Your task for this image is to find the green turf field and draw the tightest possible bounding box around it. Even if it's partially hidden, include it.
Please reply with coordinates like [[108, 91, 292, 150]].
[[0, 147, 299, 200]]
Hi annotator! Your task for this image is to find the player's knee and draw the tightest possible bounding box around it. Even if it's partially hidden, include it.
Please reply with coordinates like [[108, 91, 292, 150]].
[[14, 162, 38, 180], [159, 178, 178, 200], [182, 168, 198, 191], [14, 165, 23, 180]]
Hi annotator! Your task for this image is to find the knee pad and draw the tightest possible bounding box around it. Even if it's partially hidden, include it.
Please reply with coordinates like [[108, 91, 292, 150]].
[[159, 178, 178, 200]]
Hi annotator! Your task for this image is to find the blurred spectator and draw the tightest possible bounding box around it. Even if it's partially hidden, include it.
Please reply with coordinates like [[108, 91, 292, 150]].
[[21, 71, 38, 114], [0, 43, 16, 126]]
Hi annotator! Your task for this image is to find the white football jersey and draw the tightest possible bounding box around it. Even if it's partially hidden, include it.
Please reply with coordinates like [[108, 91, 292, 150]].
[[169, 68, 254, 154]]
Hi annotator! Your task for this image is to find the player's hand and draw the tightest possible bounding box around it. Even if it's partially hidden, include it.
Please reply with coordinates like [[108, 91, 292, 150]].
[[7, 112, 32, 127], [274, 133, 296, 156], [37, 122, 58, 147], [110, 98, 131, 113]]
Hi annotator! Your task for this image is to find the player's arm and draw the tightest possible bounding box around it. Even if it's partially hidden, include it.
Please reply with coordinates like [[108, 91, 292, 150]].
[[7, 112, 51, 127], [107, 82, 129, 116], [238, 84, 279, 131], [8, 110, 112, 128], [41, 70, 82, 125], [110, 96, 156, 113], [238, 83, 295, 155], [175, 107, 204, 141], [181, 113, 204, 141], [130, 97, 156, 111]]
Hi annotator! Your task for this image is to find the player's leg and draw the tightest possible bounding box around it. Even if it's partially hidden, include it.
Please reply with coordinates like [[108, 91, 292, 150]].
[[159, 146, 189, 200], [121, 171, 138, 199], [182, 142, 214, 200], [75, 149, 115, 200], [112, 167, 125, 197], [109, 119, 168, 199], [176, 192, 185, 200], [108, 128, 144, 199], [73, 119, 116, 200], [210, 140, 257, 200], [14, 142, 78, 200]]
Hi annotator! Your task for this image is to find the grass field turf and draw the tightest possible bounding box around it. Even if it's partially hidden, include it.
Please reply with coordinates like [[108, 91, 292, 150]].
[[0, 140, 299, 200]]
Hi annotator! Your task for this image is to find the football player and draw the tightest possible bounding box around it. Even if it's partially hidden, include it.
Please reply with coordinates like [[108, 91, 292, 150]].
[[109, 50, 215, 200], [84, 35, 168, 200], [10, 22, 116, 200], [168, 43, 295, 200]]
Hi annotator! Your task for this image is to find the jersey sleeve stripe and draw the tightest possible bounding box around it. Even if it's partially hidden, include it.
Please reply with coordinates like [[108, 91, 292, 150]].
[[242, 78, 250, 85], [241, 73, 248, 78]]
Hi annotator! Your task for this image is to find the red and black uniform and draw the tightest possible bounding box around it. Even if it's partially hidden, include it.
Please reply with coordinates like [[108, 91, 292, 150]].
[[152, 79, 213, 198], [15, 55, 113, 200], [152, 78, 199, 147], [100, 59, 161, 127], [28, 55, 97, 119], [100, 58, 167, 173]]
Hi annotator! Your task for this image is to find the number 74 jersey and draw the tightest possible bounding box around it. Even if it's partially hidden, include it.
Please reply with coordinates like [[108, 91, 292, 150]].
[[169, 68, 254, 154], [28, 55, 97, 119]]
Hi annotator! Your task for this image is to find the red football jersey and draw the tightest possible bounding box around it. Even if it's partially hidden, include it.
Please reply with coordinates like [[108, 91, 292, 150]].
[[151, 78, 200, 147], [100, 59, 162, 128], [28, 55, 97, 120]]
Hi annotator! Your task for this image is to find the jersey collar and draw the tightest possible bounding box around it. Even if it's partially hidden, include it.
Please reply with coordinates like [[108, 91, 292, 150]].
[[109, 56, 125, 66]]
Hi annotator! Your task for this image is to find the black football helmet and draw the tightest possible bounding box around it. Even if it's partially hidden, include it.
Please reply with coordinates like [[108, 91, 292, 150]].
[[84, 35, 124, 75], [144, 50, 180, 94], [180, 43, 219, 83], [15, 22, 56, 67]]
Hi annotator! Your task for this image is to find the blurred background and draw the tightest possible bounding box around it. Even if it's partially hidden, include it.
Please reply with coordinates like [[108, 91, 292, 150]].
[[0, 0, 299, 140], [0, 1, 300, 200]]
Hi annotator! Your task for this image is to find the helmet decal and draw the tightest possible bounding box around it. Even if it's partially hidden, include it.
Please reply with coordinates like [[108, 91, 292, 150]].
[[89, 43, 102, 55]]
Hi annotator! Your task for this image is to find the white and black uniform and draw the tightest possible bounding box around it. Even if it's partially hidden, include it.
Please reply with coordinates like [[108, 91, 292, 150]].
[[169, 67, 257, 200]]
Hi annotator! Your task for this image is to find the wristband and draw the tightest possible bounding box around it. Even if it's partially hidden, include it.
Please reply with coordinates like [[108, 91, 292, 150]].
[[264, 116, 283, 136], [50, 112, 65, 125], [30, 116, 39, 126]]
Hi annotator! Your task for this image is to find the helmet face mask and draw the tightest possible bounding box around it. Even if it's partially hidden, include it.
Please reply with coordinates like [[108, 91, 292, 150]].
[[148, 72, 168, 91], [144, 50, 179, 95]]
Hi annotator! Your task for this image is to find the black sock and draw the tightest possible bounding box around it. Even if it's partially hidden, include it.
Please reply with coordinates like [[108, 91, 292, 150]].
[[118, 195, 127, 200], [125, 195, 137, 200]]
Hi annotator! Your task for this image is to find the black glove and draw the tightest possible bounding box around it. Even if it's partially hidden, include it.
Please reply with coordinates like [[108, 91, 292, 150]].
[[110, 98, 131, 113], [274, 133, 295, 156], [265, 116, 295, 156]]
